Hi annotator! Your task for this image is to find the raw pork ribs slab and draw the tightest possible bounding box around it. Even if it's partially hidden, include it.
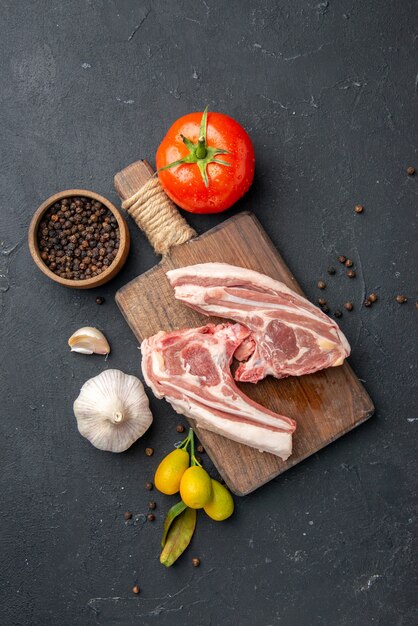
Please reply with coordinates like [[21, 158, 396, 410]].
[[141, 323, 296, 460], [167, 263, 350, 383], [141, 263, 350, 459]]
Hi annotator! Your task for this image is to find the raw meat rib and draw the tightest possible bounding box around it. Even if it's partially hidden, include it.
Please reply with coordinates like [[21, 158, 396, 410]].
[[141, 323, 296, 460], [167, 263, 351, 383]]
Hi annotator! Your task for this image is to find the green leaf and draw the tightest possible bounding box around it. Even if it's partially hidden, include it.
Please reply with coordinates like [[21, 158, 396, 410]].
[[160, 507, 197, 567], [181, 134, 195, 151], [156, 157, 188, 173], [212, 159, 231, 166], [161, 500, 187, 548], [197, 160, 209, 187], [156, 153, 196, 175], [212, 147, 230, 155]]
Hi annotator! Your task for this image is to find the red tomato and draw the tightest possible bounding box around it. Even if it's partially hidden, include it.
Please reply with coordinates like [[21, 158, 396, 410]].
[[156, 109, 255, 214]]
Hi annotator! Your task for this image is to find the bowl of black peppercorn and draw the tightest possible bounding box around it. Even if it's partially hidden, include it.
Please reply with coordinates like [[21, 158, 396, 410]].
[[28, 189, 130, 288]]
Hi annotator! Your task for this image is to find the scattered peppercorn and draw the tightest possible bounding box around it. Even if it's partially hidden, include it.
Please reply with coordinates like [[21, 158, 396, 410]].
[[334, 310, 342, 318], [346, 269, 356, 278], [344, 302, 353, 311], [317, 281, 326, 289], [395, 295, 407, 304], [192, 558, 201, 567], [176, 424, 185, 433], [196, 445, 205, 454], [368, 293, 378, 303], [147, 513, 155, 522], [321, 305, 330, 314], [318, 298, 327, 306], [145, 481, 153, 491], [148, 501, 156, 510], [327, 267, 336, 275], [415, 302, 418, 310], [145, 447, 154, 457], [132, 585, 140, 595], [406, 166, 416, 176], [338, 255, 347, 264], [354, 204, 364, 213], [95, 296, 105, 305], [37, 196, 120, 281], [345, 259, 353, 267], [364, 299, 372, 307], [124, 511, 132, 521]]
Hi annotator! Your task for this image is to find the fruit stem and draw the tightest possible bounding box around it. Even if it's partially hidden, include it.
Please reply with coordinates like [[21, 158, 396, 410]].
[[189, 428, 196, 465], [195, 136, 207, 159], [189, 429, 202, 467], [178, 427, 193, 453]]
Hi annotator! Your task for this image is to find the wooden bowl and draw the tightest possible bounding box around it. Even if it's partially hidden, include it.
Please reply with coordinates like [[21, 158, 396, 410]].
[[28, 189, 130, 289]]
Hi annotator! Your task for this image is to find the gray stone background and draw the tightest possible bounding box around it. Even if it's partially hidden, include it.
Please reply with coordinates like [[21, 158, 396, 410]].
[[1, 1, 416, 625]]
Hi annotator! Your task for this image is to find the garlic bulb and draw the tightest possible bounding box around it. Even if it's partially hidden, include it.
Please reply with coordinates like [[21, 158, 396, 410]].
[[73, 369, 153, 452], [68, 327, 110, 355]]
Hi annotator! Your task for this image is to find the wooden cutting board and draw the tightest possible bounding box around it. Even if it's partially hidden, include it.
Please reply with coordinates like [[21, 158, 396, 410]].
[[115, 161, 374, 495]]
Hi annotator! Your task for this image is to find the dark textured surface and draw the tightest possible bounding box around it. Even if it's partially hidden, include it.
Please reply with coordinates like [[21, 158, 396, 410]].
[[1, 1, 416, 624]]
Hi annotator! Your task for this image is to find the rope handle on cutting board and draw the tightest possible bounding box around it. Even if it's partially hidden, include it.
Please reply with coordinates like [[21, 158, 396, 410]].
[[121, 175, 196, 256]]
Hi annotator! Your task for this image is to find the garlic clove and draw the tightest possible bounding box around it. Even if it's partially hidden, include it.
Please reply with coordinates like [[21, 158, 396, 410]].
[[68, 327, 110, 355], [73, 369, 153, 452]]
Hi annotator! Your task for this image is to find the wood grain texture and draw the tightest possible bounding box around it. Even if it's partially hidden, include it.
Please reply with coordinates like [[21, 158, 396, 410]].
[[114, 164, 374, 496], [114, 160, 155, 202]]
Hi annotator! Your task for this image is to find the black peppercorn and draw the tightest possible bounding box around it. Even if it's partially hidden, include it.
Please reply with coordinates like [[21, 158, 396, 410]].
[[148, 501, 156, 510], [346, 269, 356, 278], [321, 305, 330, 314], [327, 267, 336, 275], [176, 424, 185, 433], [368, 293, 378, 303], [132, 585, 140, 595], [395, 295, 407, 304], [147, 513, 155, 522], [318, 298, 327, 306], [317, 281, 326, 289], [145, 447, 154, 457], [192, 558, 201, 567], [338, 255, 346, 264], [334, 310, 342, 318], [197, 445, 205, 454], [37, 196, 120, 281], [95, 297, 105, 305], [344, 302, 353, 311], [406, 166, 415, 176], [124, 511, 132, 521], [145, 482, 153, 491], [364, 299, 372, 307], [354, 204, 364, 213], [345, 259, 353, 267]]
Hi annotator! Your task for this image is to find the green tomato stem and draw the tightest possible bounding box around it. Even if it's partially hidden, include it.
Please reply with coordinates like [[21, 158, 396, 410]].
[[155, 106, 230, 187], [195, 136, 207, 159]]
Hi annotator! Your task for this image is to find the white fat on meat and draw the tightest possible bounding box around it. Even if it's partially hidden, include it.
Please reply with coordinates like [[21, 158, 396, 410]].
[[167, 263, 351, 383], [141, 323, 296, 460]]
